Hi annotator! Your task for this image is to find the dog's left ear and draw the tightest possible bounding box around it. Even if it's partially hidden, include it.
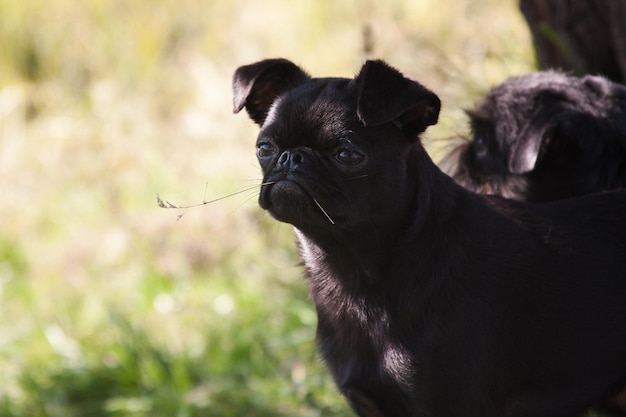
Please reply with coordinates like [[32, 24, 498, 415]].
[[508, 123, 555, 174], [355, 60, 441, 139], [508, 76, 619, 174], [233, 58, 310, 125]]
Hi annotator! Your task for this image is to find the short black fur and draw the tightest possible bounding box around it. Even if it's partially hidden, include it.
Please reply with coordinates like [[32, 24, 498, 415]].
[[441, 71, 626, 202], [233, 59, 626, 417]]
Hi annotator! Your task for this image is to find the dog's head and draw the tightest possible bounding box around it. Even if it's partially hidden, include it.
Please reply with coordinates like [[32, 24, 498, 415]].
[[233, 59, 440, 237], [442, 71, 626, 201]]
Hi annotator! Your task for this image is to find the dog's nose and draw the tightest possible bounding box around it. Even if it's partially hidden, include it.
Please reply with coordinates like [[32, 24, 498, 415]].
[[277, 150, 305, 171]]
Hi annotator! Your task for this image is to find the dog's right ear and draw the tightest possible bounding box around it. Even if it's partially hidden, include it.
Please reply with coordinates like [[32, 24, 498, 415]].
[[232, 59, 310, 125]]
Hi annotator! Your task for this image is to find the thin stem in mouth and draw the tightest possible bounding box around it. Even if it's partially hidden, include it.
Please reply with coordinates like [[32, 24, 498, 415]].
[[157, 181, 276, 210], [313, 198, 335, 225]]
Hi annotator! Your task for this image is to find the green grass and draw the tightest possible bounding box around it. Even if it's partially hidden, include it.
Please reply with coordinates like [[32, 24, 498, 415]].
[[0, 0, 533, 415]]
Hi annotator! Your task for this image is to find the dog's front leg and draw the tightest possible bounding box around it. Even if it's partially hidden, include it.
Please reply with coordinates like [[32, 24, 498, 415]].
[[343, 387, 427, 417], [344, 388, 387, 417]]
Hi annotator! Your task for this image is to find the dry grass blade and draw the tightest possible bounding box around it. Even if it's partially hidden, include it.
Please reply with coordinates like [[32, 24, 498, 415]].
[[156, 182, 276, 210], [156, 194, 180, 209]]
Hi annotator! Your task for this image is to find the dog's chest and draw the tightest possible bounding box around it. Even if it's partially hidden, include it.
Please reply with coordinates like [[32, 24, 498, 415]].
[[313, 283, 422, 416], [298, 233, 420, 409], [313, 278, 417, 390]]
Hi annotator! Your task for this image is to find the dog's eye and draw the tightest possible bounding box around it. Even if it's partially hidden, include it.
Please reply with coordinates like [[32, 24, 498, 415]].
[[335, 148, 364, 165], [257, 142, 277, 158], [473, 137, 488, 159]]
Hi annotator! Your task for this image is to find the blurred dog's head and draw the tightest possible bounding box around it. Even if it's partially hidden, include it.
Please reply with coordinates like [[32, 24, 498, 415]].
[[442, 71, 626, 202]]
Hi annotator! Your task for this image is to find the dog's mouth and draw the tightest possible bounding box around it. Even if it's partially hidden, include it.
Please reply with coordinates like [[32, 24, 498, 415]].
[[259, 179, 336, 227]]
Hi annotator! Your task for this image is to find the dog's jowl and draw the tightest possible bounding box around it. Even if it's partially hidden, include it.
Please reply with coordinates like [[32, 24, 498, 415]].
[[233, 59, 626, 417], [442, 71, 626, 202]]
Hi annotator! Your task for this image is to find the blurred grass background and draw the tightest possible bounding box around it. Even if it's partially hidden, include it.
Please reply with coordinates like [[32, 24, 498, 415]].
[[0, 0, 533, 415]]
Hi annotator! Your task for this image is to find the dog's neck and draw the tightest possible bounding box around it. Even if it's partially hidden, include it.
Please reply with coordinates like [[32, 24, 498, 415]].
[[295, 147, 462, 293], [295, 226, 392, 288]]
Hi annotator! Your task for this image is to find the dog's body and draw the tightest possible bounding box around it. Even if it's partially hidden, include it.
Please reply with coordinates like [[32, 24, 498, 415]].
[[442, 71, 626, 202], [233, 59, 626, 417]]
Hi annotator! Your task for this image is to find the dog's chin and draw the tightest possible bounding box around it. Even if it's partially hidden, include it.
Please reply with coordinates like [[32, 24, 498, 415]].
[[259, 180, 335, 228]]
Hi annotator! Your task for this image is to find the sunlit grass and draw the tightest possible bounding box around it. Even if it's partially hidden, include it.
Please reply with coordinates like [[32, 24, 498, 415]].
[[0, 0, 532, 415]]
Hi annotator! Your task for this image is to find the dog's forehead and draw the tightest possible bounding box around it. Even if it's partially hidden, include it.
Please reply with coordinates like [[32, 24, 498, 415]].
[[261, 77, 358, 146]]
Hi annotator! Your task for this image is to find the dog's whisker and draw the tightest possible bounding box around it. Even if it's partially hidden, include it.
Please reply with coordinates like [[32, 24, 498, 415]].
[[313, 198, 335, 225], [348, 174, 369, 180], [242, 177, 266, 184]]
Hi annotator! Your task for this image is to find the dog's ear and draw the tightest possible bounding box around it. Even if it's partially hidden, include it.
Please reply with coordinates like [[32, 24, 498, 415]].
[[355, 60, 441, 139], [508, 123, 556, 174], [581, 74, 613, 97], [507, 88, 571, 174], [508, 77, 621, 174], [233, 58, 310, 125]]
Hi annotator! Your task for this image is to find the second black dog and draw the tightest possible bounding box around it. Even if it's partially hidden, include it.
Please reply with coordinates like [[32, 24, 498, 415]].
[[234, 59, 626, 417], [442, 71, 626, 202]]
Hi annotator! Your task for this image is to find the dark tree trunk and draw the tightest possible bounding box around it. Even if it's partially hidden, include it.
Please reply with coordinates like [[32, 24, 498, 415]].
[[520, 0, 626, 84]]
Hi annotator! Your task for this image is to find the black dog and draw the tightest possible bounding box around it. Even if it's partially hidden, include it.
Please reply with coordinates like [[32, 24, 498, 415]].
[[233, 59, 626, 417], [441, 71, 626, 202]]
